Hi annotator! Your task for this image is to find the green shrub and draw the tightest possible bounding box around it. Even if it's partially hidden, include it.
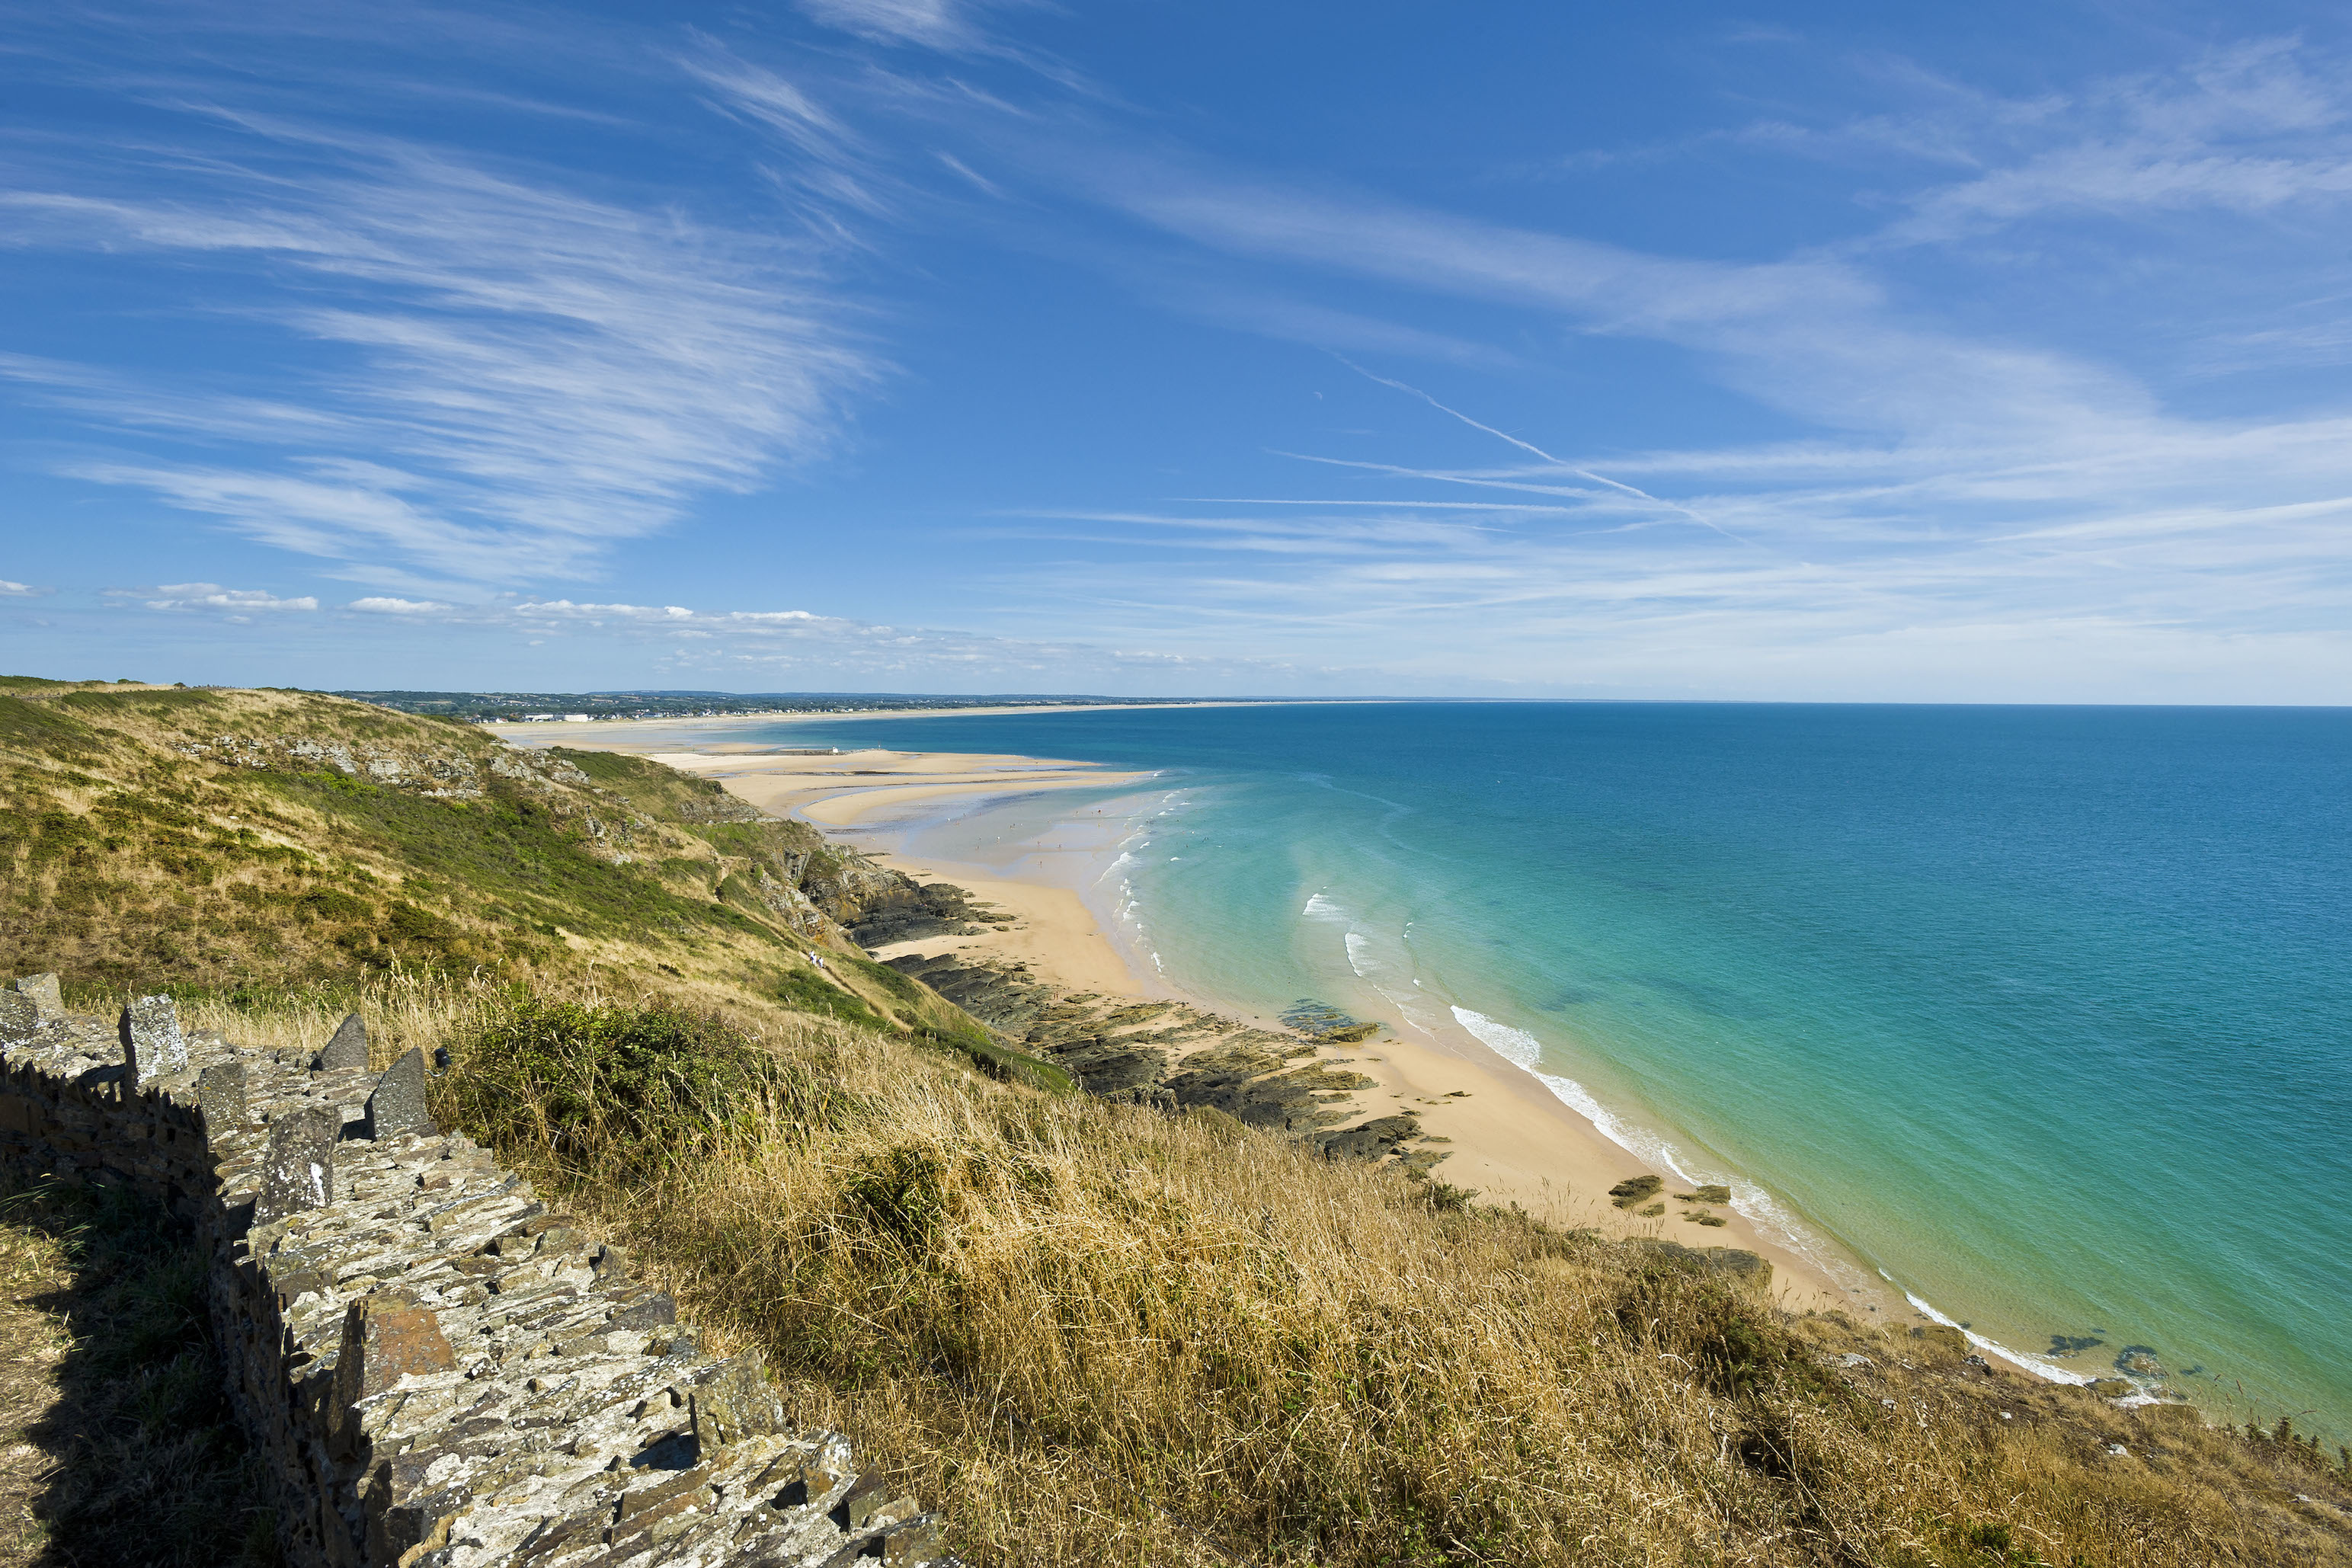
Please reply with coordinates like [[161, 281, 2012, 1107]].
[[843, 1143, 951, 1250], [437, 998, 781, 1178]]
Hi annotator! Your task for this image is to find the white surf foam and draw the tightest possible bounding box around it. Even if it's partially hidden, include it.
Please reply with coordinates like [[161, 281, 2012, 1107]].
[[1449, 1006, 1684, 1171], [1902, 1292, 2098, 1387], [1446, 1005, 1888, 1298], [1302, 891, 1348, 920]]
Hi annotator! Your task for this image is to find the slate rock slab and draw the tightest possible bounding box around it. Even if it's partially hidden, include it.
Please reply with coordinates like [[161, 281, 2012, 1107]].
[[0, 992, 36, 1043], [197, 1060, 248, 1134], [316, 1011, 370, 1071], [693, 1354, 788, 1449], [254, 1106, 341, 1225], [6, 972, 64, 1021], [120, 995, 187, 1083], [365, 1048, 437, 1139], [332, 1294, 455, 1454]]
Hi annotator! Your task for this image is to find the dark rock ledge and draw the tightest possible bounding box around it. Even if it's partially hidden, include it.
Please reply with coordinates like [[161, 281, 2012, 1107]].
[[882, 952, 1443, 1170]]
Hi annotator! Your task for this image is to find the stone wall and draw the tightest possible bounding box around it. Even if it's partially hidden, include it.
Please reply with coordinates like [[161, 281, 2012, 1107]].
[[0, 974, 952, 1568]]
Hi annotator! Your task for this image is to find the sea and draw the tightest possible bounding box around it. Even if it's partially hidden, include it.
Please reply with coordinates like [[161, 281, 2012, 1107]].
[[731, 701, 2351, 1432]]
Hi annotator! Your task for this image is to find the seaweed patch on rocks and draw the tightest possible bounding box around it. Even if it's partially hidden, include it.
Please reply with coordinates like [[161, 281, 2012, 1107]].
[[883, 952, 1447, 1170], [1280, 999, 1381, 1045]]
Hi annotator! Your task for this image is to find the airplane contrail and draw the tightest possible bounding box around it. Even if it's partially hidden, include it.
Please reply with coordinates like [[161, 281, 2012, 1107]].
[[1332, 355, 1751, 544]]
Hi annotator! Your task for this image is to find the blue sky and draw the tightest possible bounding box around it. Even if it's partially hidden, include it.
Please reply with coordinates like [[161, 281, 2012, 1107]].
[[4, 0, 2350, 700]]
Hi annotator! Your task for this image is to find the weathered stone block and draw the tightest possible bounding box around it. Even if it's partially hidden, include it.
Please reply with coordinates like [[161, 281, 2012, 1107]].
[[882, 1512, 949, 1566], [316, 1012, 369, 1072], [0, 981, 942, 1568], [616, 1464, 711, 1526], [610, 1291, 676, 1330], [120, 995, 187, 1083], [691, 1354, 787, 1449], [843, 1474, 918, 1532], [332, 1294, 455, 1443], [363, 1048, 436, 1139], [361, 1453, 467, 1568], [197, 1061, 248, 1136], [0, 993, 36, 1042], [6, 972, 64, 1021], [254, 1106, 340, 1226]]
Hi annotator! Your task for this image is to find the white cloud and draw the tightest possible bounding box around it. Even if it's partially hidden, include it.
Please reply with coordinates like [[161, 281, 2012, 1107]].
[[347, 596, 455, 615], [798, 0, 985, 52], [122, 584, 322, 622], [1083, 160, 2157, 451], [5, 106, 885, 585], [1709, 38, 2352, 248], [0, 580, 50, 597]]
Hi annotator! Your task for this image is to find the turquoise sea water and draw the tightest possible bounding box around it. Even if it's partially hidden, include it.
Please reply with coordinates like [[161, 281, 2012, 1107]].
[[754, 702, 2351, 1430]]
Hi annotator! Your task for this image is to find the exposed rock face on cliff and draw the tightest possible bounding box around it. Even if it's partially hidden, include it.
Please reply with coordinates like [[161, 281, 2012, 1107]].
[[801, 866, 984, 949], [883, 952, 1442, 1170]]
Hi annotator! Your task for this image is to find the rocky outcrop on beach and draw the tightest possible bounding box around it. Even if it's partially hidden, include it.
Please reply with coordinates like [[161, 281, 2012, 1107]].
[[792, 853, 998, 948], [882, 951, 1447, 1170]]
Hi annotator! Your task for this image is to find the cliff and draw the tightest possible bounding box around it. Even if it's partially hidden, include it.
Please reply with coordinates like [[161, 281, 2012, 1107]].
[[0, 676, 1056, 1089]]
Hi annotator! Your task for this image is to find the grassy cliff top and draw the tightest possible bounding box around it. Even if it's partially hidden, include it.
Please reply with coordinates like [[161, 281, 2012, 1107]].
[[0, 677, 1044, 1083], [5, 677, 2349, 1565]]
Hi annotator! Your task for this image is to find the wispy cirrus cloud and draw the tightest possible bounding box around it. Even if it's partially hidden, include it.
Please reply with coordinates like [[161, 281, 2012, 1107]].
[[4, 81, 885, 588], [798, 0, 987, 53], [0, 580, 53, 597], [901, 27, 2350, 698], [10, 5, 2352, 701], [1827, 39, 2352, 245]]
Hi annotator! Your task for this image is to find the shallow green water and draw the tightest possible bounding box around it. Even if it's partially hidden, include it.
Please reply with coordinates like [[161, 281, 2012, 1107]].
[[765, 702, 2352, 1431]]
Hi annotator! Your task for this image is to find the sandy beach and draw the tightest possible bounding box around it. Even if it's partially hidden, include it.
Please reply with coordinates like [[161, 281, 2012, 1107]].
[[506, 715, 1901, 1320]]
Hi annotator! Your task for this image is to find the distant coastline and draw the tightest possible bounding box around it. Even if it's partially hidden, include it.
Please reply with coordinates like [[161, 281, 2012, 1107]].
[[520, 715, 1909, 1328]]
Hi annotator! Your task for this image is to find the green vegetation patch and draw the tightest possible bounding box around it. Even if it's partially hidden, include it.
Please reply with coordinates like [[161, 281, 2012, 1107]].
[[850, 953, 929, 1009], [773, 965, 893, 1032], [696, 817, 827, 860], [0, 695, 96, 750], [254, 770, 740, 945], [549, 747, 761, 825], [55, 687, 226, 723], [438, 997, 785, 1179], [911, 1016, 1076, 1096]]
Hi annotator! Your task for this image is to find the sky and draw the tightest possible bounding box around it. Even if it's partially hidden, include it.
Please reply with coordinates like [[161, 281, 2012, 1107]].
[[4, 0, 2350, 701]]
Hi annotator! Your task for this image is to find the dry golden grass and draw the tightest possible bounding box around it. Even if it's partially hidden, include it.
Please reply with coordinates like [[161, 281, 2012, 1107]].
[[24, 683, 2349, 1563], [186, 977, 2352, 1568], [0, 1202, 70, 1566]]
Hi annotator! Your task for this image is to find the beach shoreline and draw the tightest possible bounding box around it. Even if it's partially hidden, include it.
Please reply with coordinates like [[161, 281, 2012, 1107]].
[[485, 698, 1310, 744], [502, 716, 1910, 1323]]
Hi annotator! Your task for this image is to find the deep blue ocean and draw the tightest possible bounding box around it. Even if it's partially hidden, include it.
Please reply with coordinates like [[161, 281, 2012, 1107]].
[[758, 702, 2352, 1429]]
